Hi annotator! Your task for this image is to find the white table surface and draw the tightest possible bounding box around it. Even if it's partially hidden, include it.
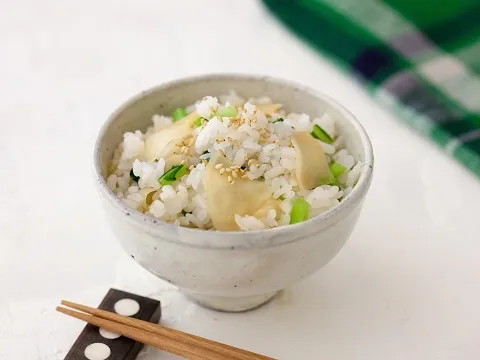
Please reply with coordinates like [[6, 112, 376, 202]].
[[1, 1, 480, 359]]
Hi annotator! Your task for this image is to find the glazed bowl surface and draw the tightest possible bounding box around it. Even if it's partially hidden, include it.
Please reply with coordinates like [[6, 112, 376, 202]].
[[93, 74, 374, 311]]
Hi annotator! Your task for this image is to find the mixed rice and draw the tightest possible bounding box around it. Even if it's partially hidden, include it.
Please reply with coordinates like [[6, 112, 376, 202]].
[[107, 93, 361, 231]]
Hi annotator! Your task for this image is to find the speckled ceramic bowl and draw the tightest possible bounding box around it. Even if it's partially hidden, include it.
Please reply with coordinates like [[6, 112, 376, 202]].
[[93, 74, 374, 312]]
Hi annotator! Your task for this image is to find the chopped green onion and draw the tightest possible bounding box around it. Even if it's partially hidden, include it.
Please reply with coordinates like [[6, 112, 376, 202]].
[[279, 195, 286, 201], [193, 117, 203, 127], [290, 199, 310, 224], [311, 124, 333, 144], [215, 106, 237, 118], [158, 164, 186, 186], [174, 164, 186, 179], [172, 108, 187, 121], [129, 169, 140, 182], [272, 118, 284, 123], [319, 168, 336, 185], [329, 162, 346, 177]]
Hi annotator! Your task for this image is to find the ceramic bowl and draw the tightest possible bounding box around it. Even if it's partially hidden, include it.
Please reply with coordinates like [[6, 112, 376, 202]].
[[93, 74, 374, 312]]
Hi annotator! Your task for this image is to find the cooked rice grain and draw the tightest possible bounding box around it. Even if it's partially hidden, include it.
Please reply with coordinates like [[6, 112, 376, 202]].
[[108, 92, 362, 231]]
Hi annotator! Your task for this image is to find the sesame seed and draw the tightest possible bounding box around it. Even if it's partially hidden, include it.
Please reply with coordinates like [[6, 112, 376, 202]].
[[189, 165, 194, 170], [232, 171, 238, 179], [230, 180, 235, 184], [228, 176, 233, 182], [225, 168, 232, 173], [215, 163, 223, 169], [219, 168, 225, 175], [241, 174, 248, 179]]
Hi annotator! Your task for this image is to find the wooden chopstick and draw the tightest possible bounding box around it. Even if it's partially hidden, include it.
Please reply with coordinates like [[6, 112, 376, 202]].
[[57, 306, 217, 360], [58, 300, 276, 360]]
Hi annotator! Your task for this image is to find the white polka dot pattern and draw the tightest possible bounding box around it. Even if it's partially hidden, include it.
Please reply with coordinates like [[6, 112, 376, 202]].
[[99, 328, 121, 339], [84, 343, 111, 360], [114, 298, 140, 316]]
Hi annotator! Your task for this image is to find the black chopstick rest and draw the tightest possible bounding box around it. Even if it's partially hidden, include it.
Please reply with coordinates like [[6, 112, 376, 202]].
[[64, 288, 161, 360]]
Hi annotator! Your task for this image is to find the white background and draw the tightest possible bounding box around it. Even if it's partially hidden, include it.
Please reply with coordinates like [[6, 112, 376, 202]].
[[1, 1, 479, 359]]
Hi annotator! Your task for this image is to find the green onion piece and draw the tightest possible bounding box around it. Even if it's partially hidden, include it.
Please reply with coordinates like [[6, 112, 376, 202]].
[[319, 168, 336, 185], [193, 117, 203, 127], [172, 108, 187, 121], [129, 169, 140, 182], [329, 162, 346, 177], [174, 164, 186, 179], [290, 199, 310, 224], [279, 195, 286, 201], [158, 164, 186, 186], [311, 124, 333, 144], [272, 118, 284, 123], [215, 106, 237, 118]]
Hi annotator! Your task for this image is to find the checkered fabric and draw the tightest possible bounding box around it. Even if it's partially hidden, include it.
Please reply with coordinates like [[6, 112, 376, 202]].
[[263, 0, 480, 178]]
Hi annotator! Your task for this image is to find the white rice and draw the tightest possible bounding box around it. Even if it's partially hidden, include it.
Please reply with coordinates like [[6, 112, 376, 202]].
[[107, 92, 362, 231]]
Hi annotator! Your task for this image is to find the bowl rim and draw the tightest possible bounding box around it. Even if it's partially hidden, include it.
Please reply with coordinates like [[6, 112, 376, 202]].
[[93, 73, 374, 247]]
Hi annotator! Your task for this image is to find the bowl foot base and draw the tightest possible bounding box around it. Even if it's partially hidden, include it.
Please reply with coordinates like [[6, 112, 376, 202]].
[[185, 291, 278, 312]]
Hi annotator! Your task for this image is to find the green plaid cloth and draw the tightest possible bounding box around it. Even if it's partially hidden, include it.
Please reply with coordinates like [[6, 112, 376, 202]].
[[263, 0, 480, 178]]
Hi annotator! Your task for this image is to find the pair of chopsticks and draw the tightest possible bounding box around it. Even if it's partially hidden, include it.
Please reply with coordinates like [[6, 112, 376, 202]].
[[57, 300, 275, 360]]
